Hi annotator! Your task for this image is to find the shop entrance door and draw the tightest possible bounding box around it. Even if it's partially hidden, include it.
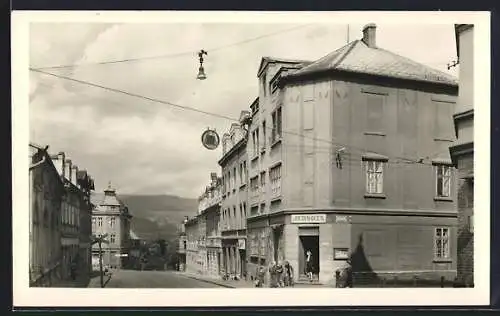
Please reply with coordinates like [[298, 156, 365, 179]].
[[298, 227, 320, 280]]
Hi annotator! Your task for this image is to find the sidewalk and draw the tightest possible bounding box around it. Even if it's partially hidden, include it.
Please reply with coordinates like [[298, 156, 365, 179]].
[[88, 271, 113, 288], [52, 273, 90, 288], [177, 272, 329, 288]]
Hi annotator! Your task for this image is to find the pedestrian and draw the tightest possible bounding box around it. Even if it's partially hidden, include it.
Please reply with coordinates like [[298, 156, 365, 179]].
[[283, 261, 294, 287], [275, 261, 284, 287], [305, 250, 313, 282], [255, 266, 265, 287], [269, 261, 279, 288], [70, 259, 77, 281]]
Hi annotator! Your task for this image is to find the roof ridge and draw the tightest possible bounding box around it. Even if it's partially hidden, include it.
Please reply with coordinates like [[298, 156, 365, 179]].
[[296, 40, 359, 74]]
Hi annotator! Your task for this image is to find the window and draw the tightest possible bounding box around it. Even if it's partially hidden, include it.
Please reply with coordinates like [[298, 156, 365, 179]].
[[233, 207, 237, 229], [239, 163, 243, 185], [366, 160, 384, 194], [244, 161, 248, 183], [262, 120, 266, 150], [270, 164, 282, 195], [260, 171, 266, 193], [110, 217, 116, 228], [92, 217, 96, 225], [252, 128, 260, 157], [110, 234, 116, 244], [271, 108, 282, 143], [233, 167, 237, 190], [436, 165, 452, 198], [228, 171, 231, 191], [434, 227, 450, 259], [250, 176, 259, 196], [98, 217, 103, 227]]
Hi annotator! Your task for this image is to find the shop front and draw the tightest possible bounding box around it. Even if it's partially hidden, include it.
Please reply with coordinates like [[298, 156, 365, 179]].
[[221, 238, 244, 279], [281, 211, 457, 286], [206, 237, 222, 277]]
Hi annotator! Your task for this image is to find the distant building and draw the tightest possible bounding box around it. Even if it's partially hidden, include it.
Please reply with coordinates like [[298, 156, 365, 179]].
[[248, 24, 459, 285], [51, 152, 95, 284], [184, 217, 199, 274], [197, 173, 223, 278], [29, 144, 65, 287], [219, 120, 249, 279], [176, 216, 188, 271], [450, 24, 474, 286], [91, 183, 132, 270]]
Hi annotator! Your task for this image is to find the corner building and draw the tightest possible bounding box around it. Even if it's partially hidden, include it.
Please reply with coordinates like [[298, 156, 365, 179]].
[[249, 24, 459, 286], [91, 184, 132, 270]]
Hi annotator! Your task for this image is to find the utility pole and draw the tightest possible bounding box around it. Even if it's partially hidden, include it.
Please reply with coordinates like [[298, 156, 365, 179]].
[[91, 234, 109, 288]]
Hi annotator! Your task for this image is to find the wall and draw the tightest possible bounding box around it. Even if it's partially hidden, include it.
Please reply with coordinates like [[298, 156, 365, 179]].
[[283, 78, 458, 213], [29, 150, 64, 286], [457, 26, 474, 114], [350, 214, 457, 281], [221, 142, 248, 234]]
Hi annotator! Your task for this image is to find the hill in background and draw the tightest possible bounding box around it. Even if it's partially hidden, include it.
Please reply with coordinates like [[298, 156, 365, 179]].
[[93, 193, 198, 242]]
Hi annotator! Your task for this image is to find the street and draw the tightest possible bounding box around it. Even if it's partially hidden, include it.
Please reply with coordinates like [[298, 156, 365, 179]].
[[105, 270, 225, 288]]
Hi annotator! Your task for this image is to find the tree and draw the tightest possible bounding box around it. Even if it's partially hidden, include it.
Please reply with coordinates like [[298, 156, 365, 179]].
[[91, 234, 109, 288], [157, 239, 166, 256]]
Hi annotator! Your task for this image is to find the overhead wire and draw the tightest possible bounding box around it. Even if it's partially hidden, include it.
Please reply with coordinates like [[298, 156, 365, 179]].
[[30, 67, 450, 167], [30, 24, 314, 70]]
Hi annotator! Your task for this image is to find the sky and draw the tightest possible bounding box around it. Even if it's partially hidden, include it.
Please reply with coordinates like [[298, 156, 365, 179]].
[[29, 22, 459, 198]]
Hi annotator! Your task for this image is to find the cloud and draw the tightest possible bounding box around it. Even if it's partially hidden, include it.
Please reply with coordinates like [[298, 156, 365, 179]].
[[29, 22, 458, 198]]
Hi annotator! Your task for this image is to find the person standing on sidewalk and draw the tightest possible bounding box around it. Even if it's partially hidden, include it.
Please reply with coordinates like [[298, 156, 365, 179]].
[[283, 261, 294, 287], [305, 250, 313, 282]]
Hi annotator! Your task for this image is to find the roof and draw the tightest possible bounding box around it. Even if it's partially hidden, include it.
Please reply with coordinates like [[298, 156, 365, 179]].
[[290, 39, 458, 86], [257, 56, 313, 77]]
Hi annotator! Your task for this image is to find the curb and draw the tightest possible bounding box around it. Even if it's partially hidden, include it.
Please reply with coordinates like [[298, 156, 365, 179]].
[[182, 275, 235, 288]]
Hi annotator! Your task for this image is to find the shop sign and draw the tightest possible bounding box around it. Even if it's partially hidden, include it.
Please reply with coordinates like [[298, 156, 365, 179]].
[[238, 239, 246, 250], [334, 248, 349, 260], [335, 215, 351, 223], [291, 214, 326, 224], [201, 129, 220, 150]]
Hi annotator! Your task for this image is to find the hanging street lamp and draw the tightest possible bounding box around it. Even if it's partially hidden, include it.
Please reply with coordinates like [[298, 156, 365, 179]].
[[197, 49, 208, 80]]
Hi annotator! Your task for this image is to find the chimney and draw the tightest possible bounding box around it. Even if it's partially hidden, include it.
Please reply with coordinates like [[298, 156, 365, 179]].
[[54, 152, 65, 177], [362, 23, 377, 48], [71, 165, 78, 186], [65, 159, 72, 181]]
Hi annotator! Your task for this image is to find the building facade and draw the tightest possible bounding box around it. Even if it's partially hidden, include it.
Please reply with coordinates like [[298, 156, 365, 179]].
[[246, 58, 311, 281], [51, 152, 95, 284], [247, 24, 459, 286], [184, 217, 199, 274], [91, 183, 132, 270], [197, 173, 223, 278], [29, 144, 65, 287], [219, 121, 249, 279], [450, 24, 474, 287]]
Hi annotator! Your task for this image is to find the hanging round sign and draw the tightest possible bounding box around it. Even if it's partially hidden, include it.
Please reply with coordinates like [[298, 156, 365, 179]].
[[201, 129, 220, 150]]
